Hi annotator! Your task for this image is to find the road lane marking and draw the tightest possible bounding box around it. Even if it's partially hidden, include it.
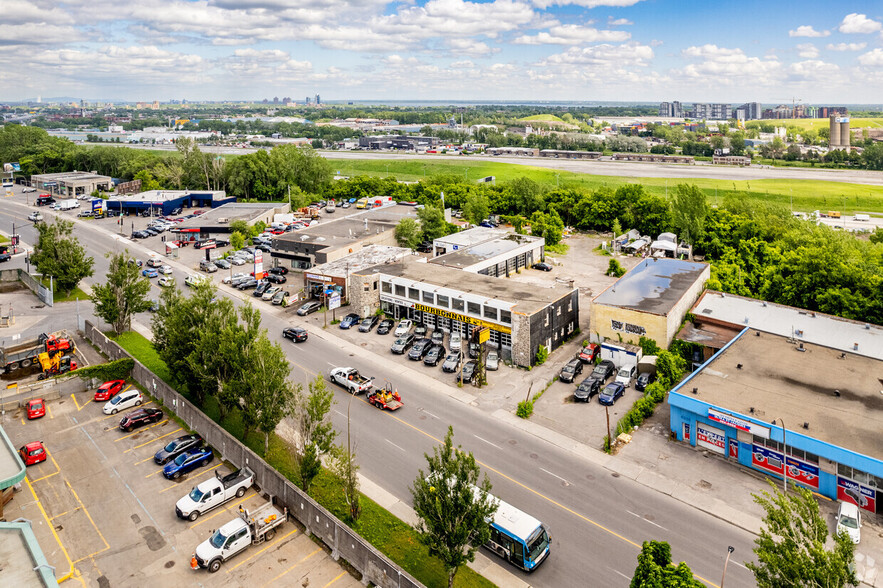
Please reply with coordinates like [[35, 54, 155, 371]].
[[260, 547, 321, 587], [611, 568, 630, 581], [473, 435, 503, 450], [112, 466, 164, 536], [539, 467, 571, 486], [421, 409, 439, 420], [385, 439, 406, 452], [65, 478, 111, 554], [29, 447, 61, 483], [627, 510, 668, 531], [71, 393, 90, 412], [124, 427, 182, 453], [134, 455, 157, 465], [189, 490, 258, 529], [47, 403, 53, 419], [226, 528, 299, 574], [323, 572, 347, 587]]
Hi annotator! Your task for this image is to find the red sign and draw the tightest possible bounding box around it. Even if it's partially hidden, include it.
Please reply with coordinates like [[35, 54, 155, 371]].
[[752, 445, 819, 489], [729, 439, 739, 459], [837, 477, 876, 513]]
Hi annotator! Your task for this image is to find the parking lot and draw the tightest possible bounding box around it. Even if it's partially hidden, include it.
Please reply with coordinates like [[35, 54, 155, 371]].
[[2, 387, 360, 587]]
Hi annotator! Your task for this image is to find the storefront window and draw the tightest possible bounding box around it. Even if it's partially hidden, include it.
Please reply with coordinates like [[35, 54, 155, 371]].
[[453, 298, 465, 312], [500, 310, 511, 324], [381, 281, 392, 293], [423, 291, 434, 304], [484, 306, 498, 320], [395, 284, 406, 297], [467, 302, 480, 316], [437, 294, 449, 308], [408, 287, 420, 301]]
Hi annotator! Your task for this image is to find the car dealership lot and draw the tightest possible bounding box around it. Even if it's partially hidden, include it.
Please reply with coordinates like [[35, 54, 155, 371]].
[[3, 389, 358, 587]]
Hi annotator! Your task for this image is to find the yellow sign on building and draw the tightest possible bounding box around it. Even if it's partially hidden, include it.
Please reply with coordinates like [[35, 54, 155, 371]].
[[413, 303, 512, 335]]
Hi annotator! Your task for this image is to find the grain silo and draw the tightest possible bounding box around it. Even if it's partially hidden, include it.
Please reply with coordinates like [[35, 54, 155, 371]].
[[839, 118, 850, 147], [829, 115, 841, 147]]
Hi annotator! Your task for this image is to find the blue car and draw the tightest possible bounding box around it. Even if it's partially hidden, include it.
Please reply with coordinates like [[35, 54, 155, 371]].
[[141, 268, 158, 278], [339, 313, 361, 329], [598, 382, 626, 406], [162, 447, 214, 479]]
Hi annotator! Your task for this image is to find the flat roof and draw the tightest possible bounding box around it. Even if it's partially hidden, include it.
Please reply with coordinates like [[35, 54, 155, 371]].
[[433, 226, 507, 248], [307, 245, 414, 278], [430, 234, 543, 270], [691, 291, 883, 361], [274, 205, 418, 250], [176, 202, 282, 229], [107, 190, 227, 203], [31, 171, 111, 181], [0, 424, 25, 489], [364, 257, 574, 315], [0, 521, 57, 587], [593, 258, 709, 316], [684, 329, 883, 461]]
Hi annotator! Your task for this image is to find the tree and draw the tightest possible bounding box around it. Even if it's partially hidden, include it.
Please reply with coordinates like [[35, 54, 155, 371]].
[[395, 218, 422, 249], [90, 250, 152, 335], [230, 231, 245, 251], [630, 540, 704, 588], [411, 426, 498, 588], [417, 204, 448, 242], [671, 184, 709, 251], [329, 443, 361, 522], [291, 375, 336, 493], [606, 259, 626, 277], [30, 218, 94, 295], [463, 191, 490, 225], [241, 334, 295, 453], [748, 484, 857, 588]]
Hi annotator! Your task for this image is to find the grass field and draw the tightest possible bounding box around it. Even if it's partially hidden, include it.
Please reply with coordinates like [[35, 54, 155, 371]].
[[756, 117, 883, 130], [333, 158, 883, 214], [518, 114, 566, 123]]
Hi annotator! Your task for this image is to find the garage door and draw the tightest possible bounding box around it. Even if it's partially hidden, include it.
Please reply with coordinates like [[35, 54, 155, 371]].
[[696, 423, 726, 455]]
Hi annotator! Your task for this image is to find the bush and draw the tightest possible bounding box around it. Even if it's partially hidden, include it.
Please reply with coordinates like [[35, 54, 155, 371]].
[[638, 336, 661, 356], [76, 358, 134, 382], [645, 381, 667, 403], [535, 346, 549, 365], [516, 400, 534, 419], [606, 259, 626, 277]]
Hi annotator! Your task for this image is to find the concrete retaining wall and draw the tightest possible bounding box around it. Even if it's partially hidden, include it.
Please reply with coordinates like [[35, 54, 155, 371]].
[[0, 375, 85, 410], [83, 321, 423, 588]]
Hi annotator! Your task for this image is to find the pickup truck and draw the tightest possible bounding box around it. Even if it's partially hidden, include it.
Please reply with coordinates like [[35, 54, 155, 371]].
[[176, 467, 255, 521], [191, 499, 287, 573], [329, 367, 374, 394]]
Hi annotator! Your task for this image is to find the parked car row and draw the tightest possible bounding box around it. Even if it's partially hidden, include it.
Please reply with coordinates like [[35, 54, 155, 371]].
[[564, 348, 656, 406]]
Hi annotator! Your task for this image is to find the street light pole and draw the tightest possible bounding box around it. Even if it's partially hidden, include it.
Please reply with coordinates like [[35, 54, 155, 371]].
[[721, 546, 735, 587], [774, 417, 787, 493]]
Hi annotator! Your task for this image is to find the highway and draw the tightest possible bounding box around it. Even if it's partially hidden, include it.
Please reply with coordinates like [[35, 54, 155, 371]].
[[0, 201, 758, 587]]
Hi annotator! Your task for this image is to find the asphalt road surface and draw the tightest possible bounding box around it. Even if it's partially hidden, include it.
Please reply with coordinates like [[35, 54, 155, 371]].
[[0, 202, 758, 587]]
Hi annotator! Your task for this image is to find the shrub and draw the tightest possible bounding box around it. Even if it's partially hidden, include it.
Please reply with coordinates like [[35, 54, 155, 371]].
[[606, 259, 626, 277], [638, 336, 661, 356], [645, 381, 667, 403], [535, 346, 549, 365], [76, 358, 134, 382], [516, 400, 534, 419]]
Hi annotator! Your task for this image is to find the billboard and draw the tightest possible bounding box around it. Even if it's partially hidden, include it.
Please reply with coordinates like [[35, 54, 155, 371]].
[[253, 250, 264, 280], [328, 292, 341, 310], [751, 445, 819, 489], [696, 423, 726, 455], [3, 163, 21, 172], [837, 477, 876, 513]]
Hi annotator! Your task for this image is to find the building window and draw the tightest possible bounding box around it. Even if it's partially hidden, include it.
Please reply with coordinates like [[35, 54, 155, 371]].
[[567, 300, 572, 313], [467, 302, 480, 316], [484, 306, 498, 320], [556, 305, 562, 316], [500, 310, 511, 324], [395, 284, 406, 297], [453, 298, 465, 312], [373, 280, 378, 290], [408, 287, 420, 301], [423, 291, 434, 304], [544, 312, 549, 327], [437, 294, 449, 308]]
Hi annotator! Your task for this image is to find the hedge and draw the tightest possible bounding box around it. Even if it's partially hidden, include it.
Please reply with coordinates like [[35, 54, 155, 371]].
[[75, 358, 134, 382]]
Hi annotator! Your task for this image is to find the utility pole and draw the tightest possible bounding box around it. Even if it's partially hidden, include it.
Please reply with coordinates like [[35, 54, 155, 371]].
[[605, 404, 612, 451], [721, 546, 735, 587]]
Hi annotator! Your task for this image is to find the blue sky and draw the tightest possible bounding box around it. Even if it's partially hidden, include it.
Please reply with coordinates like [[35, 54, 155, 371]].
[[2, 0, 883, 103]]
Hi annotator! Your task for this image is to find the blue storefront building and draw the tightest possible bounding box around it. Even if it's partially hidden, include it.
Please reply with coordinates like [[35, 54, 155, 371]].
[[105, 190, 234, 216], [669, 327, 883, 517]]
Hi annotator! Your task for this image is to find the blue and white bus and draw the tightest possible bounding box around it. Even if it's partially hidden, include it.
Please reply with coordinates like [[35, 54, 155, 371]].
[[484, 494, 551, 572]]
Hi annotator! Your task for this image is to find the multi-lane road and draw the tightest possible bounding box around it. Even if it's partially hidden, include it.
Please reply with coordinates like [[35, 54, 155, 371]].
[[0, 200, 757, 587]]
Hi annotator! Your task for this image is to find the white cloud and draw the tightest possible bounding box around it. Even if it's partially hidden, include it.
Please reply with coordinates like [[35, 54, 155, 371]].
[[514, 24, 629, 45], [608, 17, 633, 26], [788, 25, 830, 38], [786, 59, 840, 82], [677, 45, 781, 85], [858, 48, 883, 67], [795, 43, 819, 58], [838, 13, 882, 34], [446, 37, 499, 56], [540, 42, 653, 67], [826, 42, 866, 51], [375, 0, 535, 39], [531, 0, 644, 8]]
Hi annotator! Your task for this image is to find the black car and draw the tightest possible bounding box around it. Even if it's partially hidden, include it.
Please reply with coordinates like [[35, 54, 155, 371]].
[[390, 333, 416, 354], [255, 243, 272, 253], [635, 371, 655, 392], [282, 327, 308, 342], [430, 330, 444, 346], [532, 262, 553, 272], [588, 359, 617, 385], [423, 345, 446, 366], [417, 241, 433, 253], [132, 230, 150, 239], [408, 338, 433, 360], [457, 360, 478, 383], [154, 434, 203, 465], [119, 407, 163, 432], [376, 319, 394, 335], [574, 377, 601, 403], [358, 316, 380, 332], [414, 323, 427, 337], [468, 341, 481, 359], [0, 252, 10, 263], [268, 266, 288, 275], [254, 282, 271, 297], [559, 358, 584, 383], [170, 207, 182, 215], [237, 278, 259, 290], [265, 273, 286, 284]]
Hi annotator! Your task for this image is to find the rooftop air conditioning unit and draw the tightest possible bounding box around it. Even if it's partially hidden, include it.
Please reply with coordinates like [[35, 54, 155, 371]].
[[218, 218, 229, 223]]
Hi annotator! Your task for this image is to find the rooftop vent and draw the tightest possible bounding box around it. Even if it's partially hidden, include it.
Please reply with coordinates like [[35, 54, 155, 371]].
[[691, 387, 698, 394], [796, 343, 805, 352], [762, 301, 767, 307], [803, 422, 809, 429], [749, 407, 755, 414], [839, 353, 846, 360], [736, 363, 743, 370], [854, 343, 859, 351], [755, 331, 761, 337], [834, 390, 841, 397], [217, 218, 229, 223], [865, 323, 871, 330]]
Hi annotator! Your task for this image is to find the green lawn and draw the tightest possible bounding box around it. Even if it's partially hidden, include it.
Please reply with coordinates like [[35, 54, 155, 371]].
[[52, 286, 90, 304], [518, 114, 566, 123], [0, 234, 9, 244], [106, 330, 495, 588]]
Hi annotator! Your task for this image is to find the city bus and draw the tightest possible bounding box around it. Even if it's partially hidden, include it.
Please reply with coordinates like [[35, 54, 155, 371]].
[[484, 493, 551, 572]]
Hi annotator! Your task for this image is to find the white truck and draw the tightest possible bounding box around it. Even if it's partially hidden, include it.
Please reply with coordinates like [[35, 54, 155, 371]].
[[175, 467, 254, 521], [191, 499, 287, 573], [329, 366, 374, 394], [59, 199, 79, 211]]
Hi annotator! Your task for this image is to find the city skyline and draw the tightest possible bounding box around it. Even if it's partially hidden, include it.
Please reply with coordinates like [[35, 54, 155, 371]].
[[3, 1, 883, 103]]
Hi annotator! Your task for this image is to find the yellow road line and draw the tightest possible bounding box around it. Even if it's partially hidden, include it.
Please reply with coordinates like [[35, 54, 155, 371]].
[[24, 477, 83, 586], [50, 508, 81, 520], [29, 447, 61, 483], [158, 463, 222, 492], [226, 528, 298, 574], [323, 572, 347, 588], [261, 547, 321, 587], [124, 427, 181, 453], [71, 393, 88, 412], [47, 403, 53, 419], [115, 419, 168, 442], [189, 490, 258, 529]]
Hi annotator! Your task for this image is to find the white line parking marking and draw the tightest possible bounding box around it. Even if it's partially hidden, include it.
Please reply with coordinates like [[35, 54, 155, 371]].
[[539, 467, 571, 486], [627, 510, 668, 531], [385, 439, 406, 452], [473, 435, 503, 451]]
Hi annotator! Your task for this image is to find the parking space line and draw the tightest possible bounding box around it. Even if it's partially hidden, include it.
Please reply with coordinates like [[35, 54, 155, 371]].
[[134, 455, 157, 465], [116, 418, 168, 442], [47, 403, 54, 419], [158, 463, 222, 491], [124, 427, 181, 453], [145, 467, 166, 479], [225, 528, 299, 574], [189, 490, 258, 529], [101, 401, 153, 420], [29, 447, 61, 483], [260, 546, 321, 587], [323, 572, 347, 587], [71, 393, 89, 412], [50, 508, 81, 520], [24, 477, 84, 586], [65, 478, 110, 554]]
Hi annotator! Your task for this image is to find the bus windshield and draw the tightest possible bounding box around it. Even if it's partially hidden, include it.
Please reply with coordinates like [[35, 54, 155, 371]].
[[526, 526, 550, 561]]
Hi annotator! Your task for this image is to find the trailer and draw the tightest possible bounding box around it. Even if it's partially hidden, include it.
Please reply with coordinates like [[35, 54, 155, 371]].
[[0, 332, 75, 374], [367, 384, 404, 411]]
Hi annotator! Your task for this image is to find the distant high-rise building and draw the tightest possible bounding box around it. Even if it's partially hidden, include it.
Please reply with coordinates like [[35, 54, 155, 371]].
[[306, 96, 311, 105], [734, 102, 762, 120], [688, 103, 731, 120], [659, 101, 683, 117], [315, 94, 321, 105], [273, 96, 279, 104]]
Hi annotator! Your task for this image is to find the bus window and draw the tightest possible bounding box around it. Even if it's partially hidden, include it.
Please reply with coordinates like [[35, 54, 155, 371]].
[[512, 541, 524, 563]]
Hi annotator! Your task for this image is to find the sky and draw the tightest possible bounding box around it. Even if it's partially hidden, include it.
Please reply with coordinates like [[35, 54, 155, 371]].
[[3, 0, 883, 104]]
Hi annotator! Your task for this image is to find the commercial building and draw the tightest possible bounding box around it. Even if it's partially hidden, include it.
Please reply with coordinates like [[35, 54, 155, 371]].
[[350, 257, 578, 367], [688, 103, 731, 120], [712, 154, 751, 166], [0, 519, 57, 587], [271, 205, 418, 270], [429, 233, 545, 277], [538, 150, 602, 160], [610, 153, 694, 164], [432, 227, 507, 257], [170, 202, 289, 241], [105, 190, 233, 216], [358, 135, 439, 151], [301, 244, 413, 302], [669, 328, 883, 515], [29, 171, 113, 198], [591, 258, 710, 347], [486, 147, 540, 157], [658, 101, 684, 118], [733, 102, 762, 121]]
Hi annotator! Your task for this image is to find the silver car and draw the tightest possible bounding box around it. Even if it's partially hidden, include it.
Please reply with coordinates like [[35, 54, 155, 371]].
[[442, 352, 460, 373], [228, 256, 246, 266], [449, 332, 462, 353], [486, 351, 500, 371]]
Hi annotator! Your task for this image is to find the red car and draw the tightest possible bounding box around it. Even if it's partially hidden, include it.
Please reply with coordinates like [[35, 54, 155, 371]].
[[94, 379, 127, 402], [578, 344, 600, 364], [26, 399, 46, 420], [19, 441, 47, 466]]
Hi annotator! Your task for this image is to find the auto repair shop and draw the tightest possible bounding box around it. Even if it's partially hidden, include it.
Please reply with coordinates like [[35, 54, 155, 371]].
[[669, 327, 883, 515], [105, 190, 234, 216]]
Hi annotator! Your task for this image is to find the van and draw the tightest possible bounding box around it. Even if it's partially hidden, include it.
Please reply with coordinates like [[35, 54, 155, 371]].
[[854, 214, 870, 222], [355, 198, 368, 209], [36, 195, 56, 206]]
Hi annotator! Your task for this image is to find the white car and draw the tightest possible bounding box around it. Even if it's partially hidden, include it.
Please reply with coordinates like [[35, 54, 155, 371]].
[[394, 319, 413, 337], [228, 256, 246, 266], [262, 286, 281, 301], [223, 272, 247, 284], [158, 265, 173, 275], [23, 187, 36, 193], [158, 277, 174, 288], [449, 332, 462, 353], [103, 390, 143, 415], [836, 501, 861, 544], [28, 211, 43, 222], [615, 364, 637, 388]]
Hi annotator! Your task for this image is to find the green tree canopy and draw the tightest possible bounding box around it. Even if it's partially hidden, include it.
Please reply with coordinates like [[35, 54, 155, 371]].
[[671, 183, 709, 248], [395, 218, 422, 249], [417, 204, 448, 242], [30, 217, 94, 295], [89, 250, 152, 335], [630, 540, 704, 588]]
